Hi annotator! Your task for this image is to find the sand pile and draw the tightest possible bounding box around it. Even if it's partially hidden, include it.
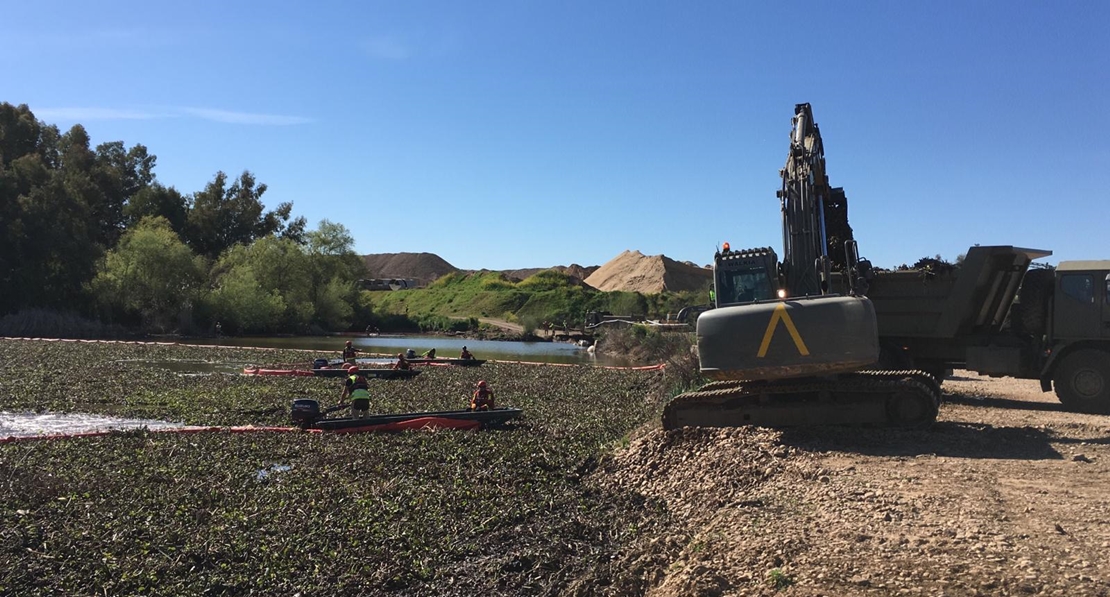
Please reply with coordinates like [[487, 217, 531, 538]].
[[584, 250, 712, 294]]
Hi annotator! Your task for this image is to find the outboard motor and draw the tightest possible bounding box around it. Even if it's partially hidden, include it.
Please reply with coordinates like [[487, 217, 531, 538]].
[[312, 358, 330, 369], [291, 398, 322, 428]]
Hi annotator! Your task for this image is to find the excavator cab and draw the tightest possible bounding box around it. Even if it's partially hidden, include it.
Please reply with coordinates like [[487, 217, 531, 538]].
[[713, 246, 779, 306]]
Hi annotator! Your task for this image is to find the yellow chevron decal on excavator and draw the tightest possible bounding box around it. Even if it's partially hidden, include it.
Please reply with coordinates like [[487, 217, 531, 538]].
[[757, 303, 810, 357]]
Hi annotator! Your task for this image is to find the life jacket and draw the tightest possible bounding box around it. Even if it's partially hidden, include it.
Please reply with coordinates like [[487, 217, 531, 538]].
[[348, 374, 370, 399]]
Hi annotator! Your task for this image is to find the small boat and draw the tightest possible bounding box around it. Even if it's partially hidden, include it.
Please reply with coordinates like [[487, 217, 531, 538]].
[[242, 367, 421, 379], [244, 367, 315, 377], [323, 357, 486, 368], [404, 358, 486, 367], [311, 368, 420, 379], [290, 399, 521, 432]]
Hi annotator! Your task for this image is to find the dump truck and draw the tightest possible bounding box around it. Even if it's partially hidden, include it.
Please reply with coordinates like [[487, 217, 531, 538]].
[[855, 246, 1110, 414]]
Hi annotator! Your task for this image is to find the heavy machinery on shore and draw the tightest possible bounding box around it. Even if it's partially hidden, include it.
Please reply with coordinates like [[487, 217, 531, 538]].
[[662, 103, 942, 430], [855, 247, 1110, 414]]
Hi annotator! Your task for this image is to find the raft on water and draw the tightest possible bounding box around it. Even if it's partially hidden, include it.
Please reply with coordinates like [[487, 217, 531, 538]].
[[242, 367, 421, 379], [290, 399, 521, 432], [325, 357, 486, 368], [406, 358, 485, 367]]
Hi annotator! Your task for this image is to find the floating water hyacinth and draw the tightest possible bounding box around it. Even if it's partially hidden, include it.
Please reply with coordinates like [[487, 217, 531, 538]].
[[0, 338, 672, 596]]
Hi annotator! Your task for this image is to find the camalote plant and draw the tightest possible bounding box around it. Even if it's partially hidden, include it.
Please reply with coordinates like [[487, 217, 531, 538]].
[[768, 568, 795, 590], [0, 338, 672, 596]]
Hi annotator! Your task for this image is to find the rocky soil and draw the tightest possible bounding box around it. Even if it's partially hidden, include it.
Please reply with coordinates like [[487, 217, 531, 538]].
[[588, 371, 1110, 596]]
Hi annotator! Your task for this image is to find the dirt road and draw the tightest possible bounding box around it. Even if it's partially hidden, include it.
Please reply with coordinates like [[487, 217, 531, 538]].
[[590, 371, 1110, 596], [477, 317, 524, 333]]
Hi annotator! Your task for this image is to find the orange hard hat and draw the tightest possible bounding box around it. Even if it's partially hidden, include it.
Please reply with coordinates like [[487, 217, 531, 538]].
[[477, 380, 487, 388], [347, 365, 359, 373]]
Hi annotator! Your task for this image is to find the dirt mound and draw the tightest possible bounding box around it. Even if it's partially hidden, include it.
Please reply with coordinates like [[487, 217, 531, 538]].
[[584, 250, 712, 294], [361, 252, 458, 285], [580, 427, 826, 596], [499, 264, 599, 284], [581, 375, 1110, 596]]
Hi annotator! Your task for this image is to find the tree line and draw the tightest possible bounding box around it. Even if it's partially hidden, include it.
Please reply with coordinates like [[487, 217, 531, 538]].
[[0, 102, 368, 335]]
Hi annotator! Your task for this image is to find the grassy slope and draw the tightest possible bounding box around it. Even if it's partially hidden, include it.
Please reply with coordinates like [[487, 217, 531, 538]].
[[365, 270, 708, 330], [0, 339, 671, 597]]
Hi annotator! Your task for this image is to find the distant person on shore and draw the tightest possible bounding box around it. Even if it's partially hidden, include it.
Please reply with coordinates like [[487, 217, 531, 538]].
[[342, 341, 361, 365], [421, 348, 437, 359], [215, 321, 223, 337], [470, 380, 495, 411], [340, 365, 371, 419], [460, 346, 474, 360], [393, 353, 411, 370]]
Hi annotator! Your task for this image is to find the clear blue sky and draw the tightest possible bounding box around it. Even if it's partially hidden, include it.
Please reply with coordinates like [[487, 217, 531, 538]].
[[3, 1, 1107, 271]]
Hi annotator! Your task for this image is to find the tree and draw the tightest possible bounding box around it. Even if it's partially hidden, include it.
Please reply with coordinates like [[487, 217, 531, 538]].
[[212, 236, 314, 330], [304, 220, 365, 329], [0, 103, 163, 315], [185, 170, 306, 259], [204, 266, 286, 333], [91, 216, 205, 331], [125, 183, 188, 233]]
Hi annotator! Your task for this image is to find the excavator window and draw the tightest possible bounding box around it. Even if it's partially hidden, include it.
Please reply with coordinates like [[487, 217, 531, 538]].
[[716, 265, 775, 306]]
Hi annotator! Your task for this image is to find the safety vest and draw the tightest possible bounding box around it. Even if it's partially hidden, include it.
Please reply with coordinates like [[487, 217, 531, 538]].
[[348, 375, 370, 399]]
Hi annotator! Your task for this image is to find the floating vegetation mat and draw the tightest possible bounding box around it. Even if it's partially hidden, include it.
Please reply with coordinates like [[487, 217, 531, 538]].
[[0, 338, 670, 596]]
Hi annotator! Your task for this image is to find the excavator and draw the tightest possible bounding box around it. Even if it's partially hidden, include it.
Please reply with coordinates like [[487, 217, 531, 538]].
[[662, 103, 941, 429]]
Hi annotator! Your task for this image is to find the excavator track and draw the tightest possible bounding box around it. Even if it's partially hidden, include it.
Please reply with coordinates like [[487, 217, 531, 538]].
[[662, 370, 941, 430]]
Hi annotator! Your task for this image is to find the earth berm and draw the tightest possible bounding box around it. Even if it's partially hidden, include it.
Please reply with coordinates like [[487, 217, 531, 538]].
[[578, 371, 1110, 596]]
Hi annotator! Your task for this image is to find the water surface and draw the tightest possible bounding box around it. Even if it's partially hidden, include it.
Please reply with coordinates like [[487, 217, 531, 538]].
[[187, 335, 616, 366]]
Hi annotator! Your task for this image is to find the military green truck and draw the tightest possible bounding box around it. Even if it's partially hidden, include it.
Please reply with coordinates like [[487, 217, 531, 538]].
[[857, 245, 1110, 414]]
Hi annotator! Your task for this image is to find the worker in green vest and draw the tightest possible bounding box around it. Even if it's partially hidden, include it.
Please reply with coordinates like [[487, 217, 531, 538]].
[[341, 365, 371, 418]]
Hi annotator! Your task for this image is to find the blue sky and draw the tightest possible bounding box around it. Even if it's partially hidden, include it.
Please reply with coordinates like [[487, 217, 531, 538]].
[[3, 1, 1107, 271]]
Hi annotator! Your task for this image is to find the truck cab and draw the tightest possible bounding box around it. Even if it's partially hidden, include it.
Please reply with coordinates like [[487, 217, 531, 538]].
[[1042, 261, 1110, 413], [1052, 261, 1110, 341]]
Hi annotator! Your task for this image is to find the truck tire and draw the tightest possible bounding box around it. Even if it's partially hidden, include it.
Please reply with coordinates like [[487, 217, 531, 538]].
[[1053, 349, 1110, 414], [1016, 269, 1054, 336]]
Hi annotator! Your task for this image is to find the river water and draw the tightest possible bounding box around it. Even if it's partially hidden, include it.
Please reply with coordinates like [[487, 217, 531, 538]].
[[186, 334, 622, 366]]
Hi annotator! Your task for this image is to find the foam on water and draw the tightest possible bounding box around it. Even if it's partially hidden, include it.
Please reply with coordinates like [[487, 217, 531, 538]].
[[0, 411, 188, 439]]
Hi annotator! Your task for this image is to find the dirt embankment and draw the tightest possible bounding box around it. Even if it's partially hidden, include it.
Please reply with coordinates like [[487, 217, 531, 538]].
[[587, 372, 1110, 596]]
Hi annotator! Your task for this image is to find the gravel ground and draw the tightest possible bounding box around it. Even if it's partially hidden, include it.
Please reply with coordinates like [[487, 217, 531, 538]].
[[588, 371, 1110, 597]]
